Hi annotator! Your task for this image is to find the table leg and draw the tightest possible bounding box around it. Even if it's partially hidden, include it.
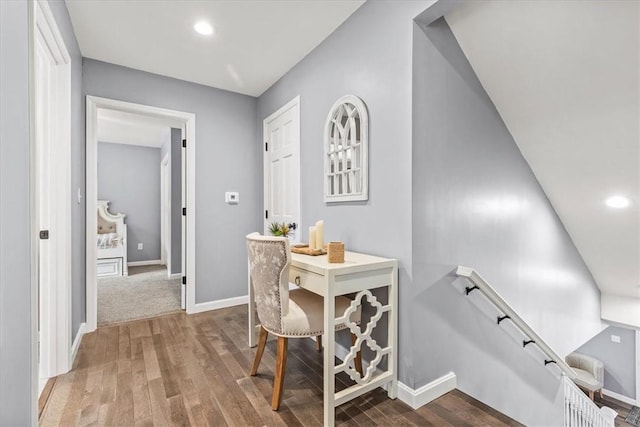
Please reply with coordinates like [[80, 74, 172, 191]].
[[324, 288, 336, 426]]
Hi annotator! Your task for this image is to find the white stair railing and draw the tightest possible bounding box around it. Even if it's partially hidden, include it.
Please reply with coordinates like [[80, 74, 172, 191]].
[[456, 266, 613, 427], [564, 376, 613, 427]]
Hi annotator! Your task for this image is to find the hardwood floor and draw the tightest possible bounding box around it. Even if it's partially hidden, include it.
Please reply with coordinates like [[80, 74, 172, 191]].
[[40, 305, 522, 426], [596, 394, 635, 427]]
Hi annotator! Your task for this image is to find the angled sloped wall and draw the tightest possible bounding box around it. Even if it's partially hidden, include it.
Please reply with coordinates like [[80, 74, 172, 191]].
[[411, 15, 604, 424]]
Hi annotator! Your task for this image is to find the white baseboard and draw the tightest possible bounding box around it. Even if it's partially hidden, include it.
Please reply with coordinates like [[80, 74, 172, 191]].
[[332, 338, 455, 409], [71, 322, 87, 364], [169, 273, 182, 279], [189, 295, 249, 314], [128, 260, 162, 267], [602, 388, 639, 407], [397, 372, 457, 409]]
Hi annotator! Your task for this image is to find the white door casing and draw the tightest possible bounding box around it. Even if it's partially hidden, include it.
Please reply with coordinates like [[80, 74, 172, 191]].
[[263, 96, 301, 241], [160, 153, 171, 274], [33, 0, 72, 381], [181, 127, 186, 310], [86, 97, 195, 331]]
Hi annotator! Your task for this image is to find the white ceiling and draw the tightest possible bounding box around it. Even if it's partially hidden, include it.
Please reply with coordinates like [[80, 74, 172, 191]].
[[446, 1, 639, 297], [97, 108, 179, 148], [65, 0, 364, 97]]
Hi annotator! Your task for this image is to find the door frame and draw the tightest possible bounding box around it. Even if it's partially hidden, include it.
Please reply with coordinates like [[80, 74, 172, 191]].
[[31, 0, 72, 385], [86, 96, 196, 331], [160, 152, 171, 274], [262, 95, 301, 236]]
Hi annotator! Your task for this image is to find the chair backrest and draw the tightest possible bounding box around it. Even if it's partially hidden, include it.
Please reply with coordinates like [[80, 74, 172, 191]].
[[565, 352, 605, 383], [246, 233, 291, 335]]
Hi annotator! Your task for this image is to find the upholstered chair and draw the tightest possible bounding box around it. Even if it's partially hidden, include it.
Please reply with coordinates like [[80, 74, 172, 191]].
[[565, 352, 605, 401], [246, 233, 362, 410]]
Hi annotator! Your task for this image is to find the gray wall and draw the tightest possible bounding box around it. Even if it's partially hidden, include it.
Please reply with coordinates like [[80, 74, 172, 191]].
[[49, 0, 86, 345], [577, 325, 637, 399], [259, 1, 603, 424], [170, 128, 182, 275], [84, 59, 259, 302], [98, 142, 161, 262], [258, 0, 432, 382], [410, 17, 602, 424], [0, 2, 34, 423]]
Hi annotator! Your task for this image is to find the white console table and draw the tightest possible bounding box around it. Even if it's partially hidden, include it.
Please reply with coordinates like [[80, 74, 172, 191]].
[[248, 250, 398, 426]]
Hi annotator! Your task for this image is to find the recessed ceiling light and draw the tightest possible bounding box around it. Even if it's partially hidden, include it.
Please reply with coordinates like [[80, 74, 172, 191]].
[[194, 21, 214, 36], [605, 195, 630, 209]]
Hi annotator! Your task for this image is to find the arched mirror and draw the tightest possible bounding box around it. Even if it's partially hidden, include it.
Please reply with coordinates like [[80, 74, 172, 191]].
[[324, 95, 368, 202]]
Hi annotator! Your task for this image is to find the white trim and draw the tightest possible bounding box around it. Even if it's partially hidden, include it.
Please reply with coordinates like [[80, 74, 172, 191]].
[[189, 295, 248, 314], [170, 273, 182, 279], [32, 0, 72, 384], [160, 153, 170, 272], [396, 373, 457, 409], [71, 323, 87, 364], [127, 259, 162, 267], [602, 388, 639, 407], [637, 329, 640, 405], [263, 95, 301, 236], [86, 96, 196, 332]]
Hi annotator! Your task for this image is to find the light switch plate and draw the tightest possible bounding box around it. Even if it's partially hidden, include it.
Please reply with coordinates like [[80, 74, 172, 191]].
[[611, 335, 621, 343], [225, 192, 239, 204]]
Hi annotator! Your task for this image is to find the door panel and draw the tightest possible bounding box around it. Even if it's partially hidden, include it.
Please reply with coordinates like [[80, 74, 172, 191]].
[[264, 97, 300, 241]]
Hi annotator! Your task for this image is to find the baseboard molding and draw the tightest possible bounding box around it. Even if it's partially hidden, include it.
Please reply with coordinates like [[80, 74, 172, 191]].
[[189, 295, 249, 314], [332, 339, 455, 409], [397, 373, 457, 410], [602, 388, 639, 407], [169, 273, 182, 279], [71, 322, 87, 364], [128, 260, 162, 267]]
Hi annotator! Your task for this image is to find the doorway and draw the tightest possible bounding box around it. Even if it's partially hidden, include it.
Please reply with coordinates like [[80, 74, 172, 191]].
[[86, 96, 196, 332]]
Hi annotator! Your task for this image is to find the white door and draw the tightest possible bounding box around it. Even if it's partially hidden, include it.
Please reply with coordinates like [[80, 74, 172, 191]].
[[181, 128, 187, 310], [160, 154, 170, 273], [34, 0, 72, 382], [263, 96, 300, 241]]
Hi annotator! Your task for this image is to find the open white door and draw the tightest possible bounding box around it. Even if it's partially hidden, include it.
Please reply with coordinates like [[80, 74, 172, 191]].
[[263, 96, 301, 241], [181, 127, 187, 310], [33, 0, 72, 384], [160, 153, 171, 274]]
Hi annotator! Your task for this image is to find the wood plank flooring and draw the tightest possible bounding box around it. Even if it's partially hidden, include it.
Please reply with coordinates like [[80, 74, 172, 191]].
[[596, 394, 635, 427], [40, 305, 522, 426]]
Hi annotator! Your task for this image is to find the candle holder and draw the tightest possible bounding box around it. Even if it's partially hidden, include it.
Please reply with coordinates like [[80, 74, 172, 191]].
[[327, 242, 345, 263]]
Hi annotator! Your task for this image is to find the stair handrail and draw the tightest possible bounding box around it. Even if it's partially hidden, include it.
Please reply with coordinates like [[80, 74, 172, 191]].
[[456, 266, 577, 380]]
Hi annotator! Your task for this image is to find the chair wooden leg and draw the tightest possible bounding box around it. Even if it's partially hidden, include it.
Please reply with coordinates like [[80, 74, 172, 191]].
[[588, 390, 595, 401], [316, 335, 322, 352], [599, 389, 603, 400], [272, 336, 288, 411], [250, 326, 268, 376], [351, 333, 363, 377]]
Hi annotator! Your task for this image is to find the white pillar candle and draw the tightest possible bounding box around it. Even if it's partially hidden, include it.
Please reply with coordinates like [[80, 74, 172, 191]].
[[315, 220, 324, 250], [309, 226, 317, 249]]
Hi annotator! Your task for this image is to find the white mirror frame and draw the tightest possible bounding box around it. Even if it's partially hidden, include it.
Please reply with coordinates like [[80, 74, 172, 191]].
[[323, 95, 369, 203]]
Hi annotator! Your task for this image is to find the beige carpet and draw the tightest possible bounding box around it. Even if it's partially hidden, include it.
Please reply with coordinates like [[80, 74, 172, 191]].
[[98, 265, 181, 326]]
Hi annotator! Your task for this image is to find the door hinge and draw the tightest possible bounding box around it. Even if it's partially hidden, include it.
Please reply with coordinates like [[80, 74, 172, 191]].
[[265, 142, 268, 151], [182, 139, 187, 148], [182, 207, 186, 216], [182, 276, 186, 285], [39, 230, 49, 240], [265, 210, 268, 219]]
